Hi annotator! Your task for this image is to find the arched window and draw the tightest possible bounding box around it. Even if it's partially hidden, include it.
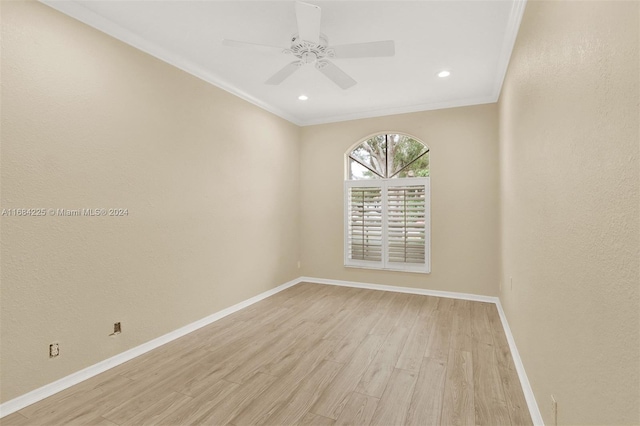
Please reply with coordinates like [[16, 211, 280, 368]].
[[347, 133, 430, 179], [345, 133, 430, 273]]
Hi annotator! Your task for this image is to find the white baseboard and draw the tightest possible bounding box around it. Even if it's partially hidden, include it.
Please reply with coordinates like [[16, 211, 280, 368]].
[[1, 276, 543, 425], [300, 276, 544, 425], [0, 277, 300, 418], [495, 299, 544, 425], [299, 276, 499, 303]]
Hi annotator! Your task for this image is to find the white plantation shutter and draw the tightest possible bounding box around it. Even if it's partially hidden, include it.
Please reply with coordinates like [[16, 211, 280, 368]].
[[345, 178, 430, 273], [346, 183, 383, 266], [386, 182, 428, 272]]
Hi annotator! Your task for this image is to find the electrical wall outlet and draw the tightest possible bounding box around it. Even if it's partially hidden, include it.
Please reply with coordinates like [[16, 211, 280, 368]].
[[551, 395, 558, 426], [49, 342, 59, 358]]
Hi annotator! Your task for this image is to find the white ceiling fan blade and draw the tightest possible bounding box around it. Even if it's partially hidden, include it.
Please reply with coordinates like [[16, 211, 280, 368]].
[[331, 40, 395, 58], [265, 61, 303, 85], [316, 60, 356, 90], [295, 1, 321, 44], [222, 39, 288, 54]]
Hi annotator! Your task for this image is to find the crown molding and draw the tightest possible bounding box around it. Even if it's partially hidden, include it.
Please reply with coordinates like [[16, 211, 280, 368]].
[[491, 0, 528, 101]]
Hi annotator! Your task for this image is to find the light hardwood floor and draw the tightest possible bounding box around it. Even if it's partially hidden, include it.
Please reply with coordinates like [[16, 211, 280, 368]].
[[2, 283, 532, 426]]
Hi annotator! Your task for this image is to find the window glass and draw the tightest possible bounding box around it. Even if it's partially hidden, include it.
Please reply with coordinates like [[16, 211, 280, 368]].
[[349, 158, 381, 180], [388, 135, 430, 178], [348, 134, 429, 179]]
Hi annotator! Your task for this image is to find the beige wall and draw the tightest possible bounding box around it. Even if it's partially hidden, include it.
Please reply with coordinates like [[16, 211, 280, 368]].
[[300, 105, 500, 296], [0, 1, 300, 402], [498, 1, 639, 424], [4, 0, 638, 421]]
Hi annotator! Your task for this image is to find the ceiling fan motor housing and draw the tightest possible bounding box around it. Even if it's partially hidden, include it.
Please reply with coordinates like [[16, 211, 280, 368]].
[[288, 33, 334, 64]]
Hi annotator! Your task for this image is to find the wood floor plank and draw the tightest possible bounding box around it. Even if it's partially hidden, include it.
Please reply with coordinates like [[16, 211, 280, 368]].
[[441, 349, 475, 426], [311, 333, 386, 419], [170, 351, 240, 397], [450, 299, 473, 351], [471, 302, 495, 346], [191, 317, 256, 346], [178, 336, 288, 397], [184, 372, 278, 425], [128, 346, 210, 384], [236, 283, 319, 317], [420, 295, 440, 315], [230, 338, 340, 425], [290, 289, 362, 330], [65, 416, 119, 426], [369, 292, 411, 335], [358, 289, 389, 316], [322, 290, 382, 341], [173, 321, 296, 396], [436, 296, 455, 311], [369, 368, 418, 426], [279, 283, 328, 307], [0, 412, 32, 426], [223, 321, 316, 383], [299, 412, 337, 426], [396, 308, 434, 372], [334, 392, 379, 426], [26, 388, 108, 426], [19, 374, 133, 424], [324, 328, 371, 365], [158, 379, 240, 425], [257, 327, 331, 378], [473, 344, 511, 425], [487, 303, 510, 349], [102, 350, 226, 424], [406, 357, 447, 426], [495, 345, 533, 426], [262, 360, 343, 425], [119, 391, 193, 426], [394, 294, 424, 329], [200, 306, 293, 352], [356, 326, 410, 398], [324, 293, 387, 363], [258, 301, 359, 378], [89, 417, 118, 426], [424, 308, 453, 361], [295, 286, 348, 323], [114, 317, 246, 381]]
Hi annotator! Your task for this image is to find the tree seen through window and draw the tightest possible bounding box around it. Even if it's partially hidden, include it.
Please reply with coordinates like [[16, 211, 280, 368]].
[[348, 134, 429, 180]]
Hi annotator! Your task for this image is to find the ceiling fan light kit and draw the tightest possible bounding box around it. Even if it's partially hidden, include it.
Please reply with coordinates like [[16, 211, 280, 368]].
[[222, 1, 395, 90]]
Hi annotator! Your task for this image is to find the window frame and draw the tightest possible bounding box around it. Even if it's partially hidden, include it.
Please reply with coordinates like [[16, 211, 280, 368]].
[[344, 132, 431, 274]]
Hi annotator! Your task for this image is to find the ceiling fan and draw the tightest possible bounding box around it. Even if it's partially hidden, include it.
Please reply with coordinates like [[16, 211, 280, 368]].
[[222, 1, 395, 90]]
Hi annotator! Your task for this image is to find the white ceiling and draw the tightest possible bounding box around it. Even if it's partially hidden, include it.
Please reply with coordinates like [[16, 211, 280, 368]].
[[40, 1, 526, 126]]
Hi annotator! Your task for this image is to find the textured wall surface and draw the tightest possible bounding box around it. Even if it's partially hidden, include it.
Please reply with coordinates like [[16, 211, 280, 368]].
[[300, 105, 500, 296], [1, 1, 300, 402], [4, 0, 638, 419], [499, 1, 639, 424]]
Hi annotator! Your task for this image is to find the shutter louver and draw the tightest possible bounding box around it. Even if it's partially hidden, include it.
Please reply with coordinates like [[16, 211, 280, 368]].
[[347, 186, 383, 262]]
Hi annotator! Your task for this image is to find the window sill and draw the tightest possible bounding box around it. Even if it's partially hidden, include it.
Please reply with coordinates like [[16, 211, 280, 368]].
[[344, 264, 431, 274]]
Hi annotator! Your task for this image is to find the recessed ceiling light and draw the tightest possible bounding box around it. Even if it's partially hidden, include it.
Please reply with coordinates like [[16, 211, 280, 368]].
[[298, 95, 309, 100], [437, 70, 451, 78]]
